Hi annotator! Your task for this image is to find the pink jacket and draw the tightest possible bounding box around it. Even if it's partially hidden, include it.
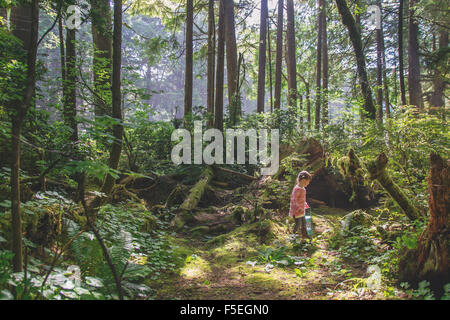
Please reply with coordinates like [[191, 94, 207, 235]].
[[289, 185, 310, 218]]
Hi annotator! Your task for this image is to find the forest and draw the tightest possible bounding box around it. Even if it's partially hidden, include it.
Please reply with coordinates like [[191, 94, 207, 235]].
[[0, 0, 448, 301]]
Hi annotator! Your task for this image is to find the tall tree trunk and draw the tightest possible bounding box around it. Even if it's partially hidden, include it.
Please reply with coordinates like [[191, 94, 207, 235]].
[[224, 0, 240, 124], [101, 0, 123, 195], [335, 0, 376, 119], [207, 0, 215, 128], [430, 29, 448, 116], [408, 0, 423, 110], [145, 60, 151, 105], [354, 0, 361, 34], [376, 16, 383, 122], [315, 0, 323, 130], [267, 20, 273, 113], [184, 0, 193, 120], [9, 0, 39, 273], [257, 0, 268, 113], [91, 0, 112, 117], [299, 74, 311, 129], [321, 0, 328, 126], [306, 83, 311, 129], [381, 15, 390, 119], [398, 0, 407, 106], [274, 0, 283, 110], [214, 0, 225, 131], [65, 28, 78, 143], [58, 16, 66, 96], [286, 0, 297, 109], [65, 27, 85, 200]]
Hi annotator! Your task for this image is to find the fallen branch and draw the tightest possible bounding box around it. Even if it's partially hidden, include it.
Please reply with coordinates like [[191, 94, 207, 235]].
[[21, 176, 76, 192], [366, 152, 420, 220]]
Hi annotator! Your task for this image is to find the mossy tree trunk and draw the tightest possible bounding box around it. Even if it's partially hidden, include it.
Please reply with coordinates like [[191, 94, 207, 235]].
[[366, 152, 420, 220], [170, 167, 215, 231]]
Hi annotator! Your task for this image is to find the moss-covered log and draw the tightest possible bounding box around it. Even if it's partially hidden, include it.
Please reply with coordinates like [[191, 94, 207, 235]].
[[366, 152, 420, 220], [399, 153, 449, 295], [170, 166, 215, 230]]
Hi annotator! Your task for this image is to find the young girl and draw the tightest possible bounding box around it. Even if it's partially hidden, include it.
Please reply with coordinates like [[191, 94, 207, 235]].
[[289, 171, 312, 238]]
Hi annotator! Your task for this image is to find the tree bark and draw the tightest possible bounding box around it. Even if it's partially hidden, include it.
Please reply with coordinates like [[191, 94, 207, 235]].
[[58, 16, 66, 97], [145, 59, 151, 105], [398, 0, 407, 106], [274, 0, 283, 110], [257, 0, 268, 113], [214, 0, 225, 131], [267, 20, 273, 112], [184, 0, 194, 120], [9, 0, 39, 273], [286, 0, 297, 109], [315, 0, 323, 130], [408, 0, 424, 110], [223, 0, 240, 124], [335, 0, 376, 119], [321, 0, 328, 126], [381, 11, 390, 119], [101, 0, 123, 195], [299, 74, 311, 129], [207, 0, 215, 128], [64, 28, 78, 143], [91, 0, 113, 117], [430, 29, 448, 115], [376, 1, 383, 123]]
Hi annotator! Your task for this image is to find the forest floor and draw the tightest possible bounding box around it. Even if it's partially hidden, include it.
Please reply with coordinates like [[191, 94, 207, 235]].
[[147, 204, 392, 300]]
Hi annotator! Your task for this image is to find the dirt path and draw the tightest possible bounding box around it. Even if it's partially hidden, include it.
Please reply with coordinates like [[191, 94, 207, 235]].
[[151, 205, 384, 300]]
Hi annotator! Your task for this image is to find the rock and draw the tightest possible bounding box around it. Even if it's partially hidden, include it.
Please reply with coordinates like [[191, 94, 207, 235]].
[[340, 210, 374, 231]]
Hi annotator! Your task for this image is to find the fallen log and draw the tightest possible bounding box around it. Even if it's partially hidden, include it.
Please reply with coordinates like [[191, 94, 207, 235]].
[[170, 166, 215, 230], [366, 152, 420, 220], [21, 176, 76, 192]]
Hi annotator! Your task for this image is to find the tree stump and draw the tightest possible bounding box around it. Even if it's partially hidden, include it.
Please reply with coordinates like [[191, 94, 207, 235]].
[[399, 153, 449, 296]]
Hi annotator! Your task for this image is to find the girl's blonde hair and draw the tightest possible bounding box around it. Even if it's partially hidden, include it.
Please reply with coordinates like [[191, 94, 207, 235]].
[[296, 170, 312, 185]]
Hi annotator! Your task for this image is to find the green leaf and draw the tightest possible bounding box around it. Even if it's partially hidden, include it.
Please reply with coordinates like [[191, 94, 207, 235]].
[[0, 289, 13, 300], [74, 287, 90, 296], [85, 276, 103, 288], [0, 200, 11, 208]]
